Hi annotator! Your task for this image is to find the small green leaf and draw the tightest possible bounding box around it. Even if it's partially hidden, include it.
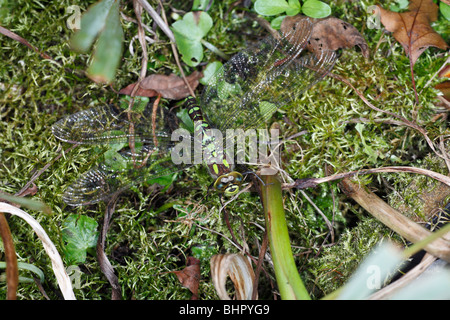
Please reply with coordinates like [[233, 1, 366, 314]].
[[173, 33, 205, 67], [0, 262, 45, 283], [286, 0, 301, 16], [177, 107, 195, 132], [0, 193, 51, 215], [440, 2, 450, 21], [302, 0, 331, 18], [270, 15, 287, 29], [146, 172, 178, 192], [171, 11, 213, 67], [62, 215, 99, 264], [389, 0, 409, 12], [69, 0, 116, 53], [86, 0, 123, 83], [103, 149, 128, 170], [254, 0, 291, 16], [200, 61, 222, 85]]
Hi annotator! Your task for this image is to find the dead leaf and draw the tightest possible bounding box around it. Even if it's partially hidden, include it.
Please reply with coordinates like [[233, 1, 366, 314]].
[[439, 64, 450, 79], [210, 253, 256, 300], [377, 0, 448, 67], [119, 71, 202, 99], [435, 81, 450, 102], [281, 15, 369, 58], [172, 256, 200, 299]]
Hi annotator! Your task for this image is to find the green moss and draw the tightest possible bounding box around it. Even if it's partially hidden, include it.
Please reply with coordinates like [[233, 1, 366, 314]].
[[0, 0, 449, 299]]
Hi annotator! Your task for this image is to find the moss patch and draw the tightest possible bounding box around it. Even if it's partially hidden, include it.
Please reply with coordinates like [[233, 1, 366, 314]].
[[0, 0, 449, 299]]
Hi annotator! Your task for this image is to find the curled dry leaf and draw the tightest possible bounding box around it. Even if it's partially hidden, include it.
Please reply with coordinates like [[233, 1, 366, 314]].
[[119, 71, 202, 99], [0, 202, 75, 300], [376, 0, 448, 66], [281, 15, 369, 58], [210, 253, 256, 300], [172, 256, 200, 299]]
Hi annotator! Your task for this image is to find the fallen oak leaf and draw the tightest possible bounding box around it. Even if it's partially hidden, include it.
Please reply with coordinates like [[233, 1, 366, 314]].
[[281, 15, 369, 58], [171, 256, 200, 300], [439, 64, 450, 79], [435, 81, 450, 102], [119, 71, 202, 100], [377, 0, 448, 67]]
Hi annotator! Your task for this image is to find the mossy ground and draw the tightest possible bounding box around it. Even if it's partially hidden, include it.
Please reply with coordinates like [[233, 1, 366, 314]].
[[0, 0, 449, 299]]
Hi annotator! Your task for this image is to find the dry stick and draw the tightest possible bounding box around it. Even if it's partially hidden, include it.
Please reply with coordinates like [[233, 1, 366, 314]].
[[127, 0, 150, 166], [0, 25, 53, 60], [339, 177, 450, 262], [0, 202, 76, 299], [0, 213, 18, 300], [97, 192, 122, 300], [252, 229, 268, 300], [138, 0, 175, 43], [156, 0, 196, 98], [288, 166, 450, 190]]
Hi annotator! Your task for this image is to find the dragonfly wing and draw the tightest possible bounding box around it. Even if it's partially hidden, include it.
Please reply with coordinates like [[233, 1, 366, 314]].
[[53, 103, 193, 206], [200, 17, 335, 131], [52, 103, 177, 145], [62, 144, 191, 206]]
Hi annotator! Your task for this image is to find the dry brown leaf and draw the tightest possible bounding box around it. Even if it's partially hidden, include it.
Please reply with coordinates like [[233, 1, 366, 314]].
[[172, 256, 200, 299], [377, 0, 448, 66], [281, 15, 369, 58], [119, 71, 202, 99], [439, 64, 450, 79], [435, 81, 450, 102], [210, 253, 256, 300]]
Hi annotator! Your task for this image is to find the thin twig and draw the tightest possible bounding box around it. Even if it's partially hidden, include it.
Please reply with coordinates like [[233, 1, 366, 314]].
[[137, 0, 175, 42], [156, 0, 196, 98], [287, 166, 450, 190], [97, 192, 122, 300], [0, 25, 54, 61]]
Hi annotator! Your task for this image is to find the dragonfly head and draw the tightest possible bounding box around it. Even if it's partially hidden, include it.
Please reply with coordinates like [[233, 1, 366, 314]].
[[214, 172, 244, 197]]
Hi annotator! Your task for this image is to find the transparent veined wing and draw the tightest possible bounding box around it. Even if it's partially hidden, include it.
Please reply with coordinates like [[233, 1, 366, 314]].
[[52, 102, 193, 206], [52, 103, 178, 146], [200, 17, 336, 132], [61, 144, 190, 206]]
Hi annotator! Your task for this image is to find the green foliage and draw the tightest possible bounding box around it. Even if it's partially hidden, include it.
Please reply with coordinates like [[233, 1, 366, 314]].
[[0, 262, 45, 284], [389, 0, 409, 12], [0, 0, 449, 300], [200, 61, 223, 85], [62, 215, 99, 264], [70, 0, 123, 84], [171, 11, 213, 67], [254, 0, 331, 20], [440, 1, 450, 21]]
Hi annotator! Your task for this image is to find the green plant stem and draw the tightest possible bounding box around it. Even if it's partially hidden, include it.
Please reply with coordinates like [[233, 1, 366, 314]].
[[261, 174, 310, 300], [200, 39, 230, 60]]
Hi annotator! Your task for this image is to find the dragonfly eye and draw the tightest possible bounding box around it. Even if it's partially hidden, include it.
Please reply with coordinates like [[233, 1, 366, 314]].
[[224, 185, 239, 197]]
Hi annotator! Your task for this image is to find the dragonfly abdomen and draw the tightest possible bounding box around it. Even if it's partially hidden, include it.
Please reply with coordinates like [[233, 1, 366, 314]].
[[185, 97, 243, 196]]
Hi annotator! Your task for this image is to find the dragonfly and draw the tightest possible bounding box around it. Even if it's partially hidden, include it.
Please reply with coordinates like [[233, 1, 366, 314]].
[[52, 17, 336, 206]]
